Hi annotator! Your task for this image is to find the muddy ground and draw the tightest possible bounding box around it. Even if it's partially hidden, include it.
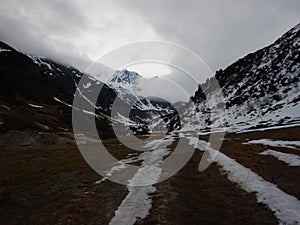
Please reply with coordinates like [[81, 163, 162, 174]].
[[1, 126, 300, 225]]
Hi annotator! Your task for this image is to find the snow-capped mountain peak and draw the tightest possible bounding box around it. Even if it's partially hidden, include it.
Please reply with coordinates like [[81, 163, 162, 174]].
[[110, 69, 142, 85]]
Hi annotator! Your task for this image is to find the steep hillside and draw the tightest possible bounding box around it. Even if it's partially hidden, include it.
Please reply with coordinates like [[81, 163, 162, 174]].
[[188, 23, 300, 132], [0, 42, 124, 139]]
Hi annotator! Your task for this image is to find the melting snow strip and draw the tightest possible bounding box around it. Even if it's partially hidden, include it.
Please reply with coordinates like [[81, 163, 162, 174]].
[[1, 104, 11, 110], [83, 82, 91, 89], [94, 157, 140, 185], [109, 136, 174, 225], [192, 140, 300, 225], [109, 182, 157, 225], [0, 49, 11, 53], [260, 149, 300, 166], [28, 103, 43, 108], [246, 139, 300, 150], [237, 123, 300, 133]]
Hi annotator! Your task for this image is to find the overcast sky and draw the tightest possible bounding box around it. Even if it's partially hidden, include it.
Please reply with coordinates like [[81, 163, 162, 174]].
[[0, 0, 299, 77]]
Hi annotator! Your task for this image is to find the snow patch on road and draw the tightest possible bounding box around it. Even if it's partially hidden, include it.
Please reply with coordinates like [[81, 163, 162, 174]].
[[260, 149, 300, 166], [109, 186, 156, 225], [237, 123, 300, 133], [83, 82, 91, 89], [0, 49, 11, 53], [109, 136, 174, 225], [28, 103, 43, 108], [1, 104, 11, 110], [246, 139, 300, 150], [187, 136, 204, 149]]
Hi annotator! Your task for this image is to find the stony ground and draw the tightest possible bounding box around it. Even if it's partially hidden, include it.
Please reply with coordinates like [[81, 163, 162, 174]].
[[1, 126, 300, 225]]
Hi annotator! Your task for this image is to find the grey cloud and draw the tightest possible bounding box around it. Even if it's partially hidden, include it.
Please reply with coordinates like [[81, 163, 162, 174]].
[[0, 0, 299, 76], [117, 0, 300, 72], [0, 0, 91, 70]]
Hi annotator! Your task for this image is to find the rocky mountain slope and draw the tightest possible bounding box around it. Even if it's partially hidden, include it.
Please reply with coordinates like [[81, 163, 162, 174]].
[[0, 42, 180, 142], [186, 23, 300, 132], [0, 41, 122, 139]]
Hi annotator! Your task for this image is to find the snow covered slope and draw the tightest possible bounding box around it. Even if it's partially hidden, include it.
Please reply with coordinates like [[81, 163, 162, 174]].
[[187, 23, 300, 132]]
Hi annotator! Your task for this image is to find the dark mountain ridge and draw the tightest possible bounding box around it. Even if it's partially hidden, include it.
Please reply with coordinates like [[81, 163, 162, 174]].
[[0, 42, 180, 140]]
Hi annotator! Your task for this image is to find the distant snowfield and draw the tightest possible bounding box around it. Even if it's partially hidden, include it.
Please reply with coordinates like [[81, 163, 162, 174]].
[[246, 139, 300, 150], [260, 149, 300, 166]]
